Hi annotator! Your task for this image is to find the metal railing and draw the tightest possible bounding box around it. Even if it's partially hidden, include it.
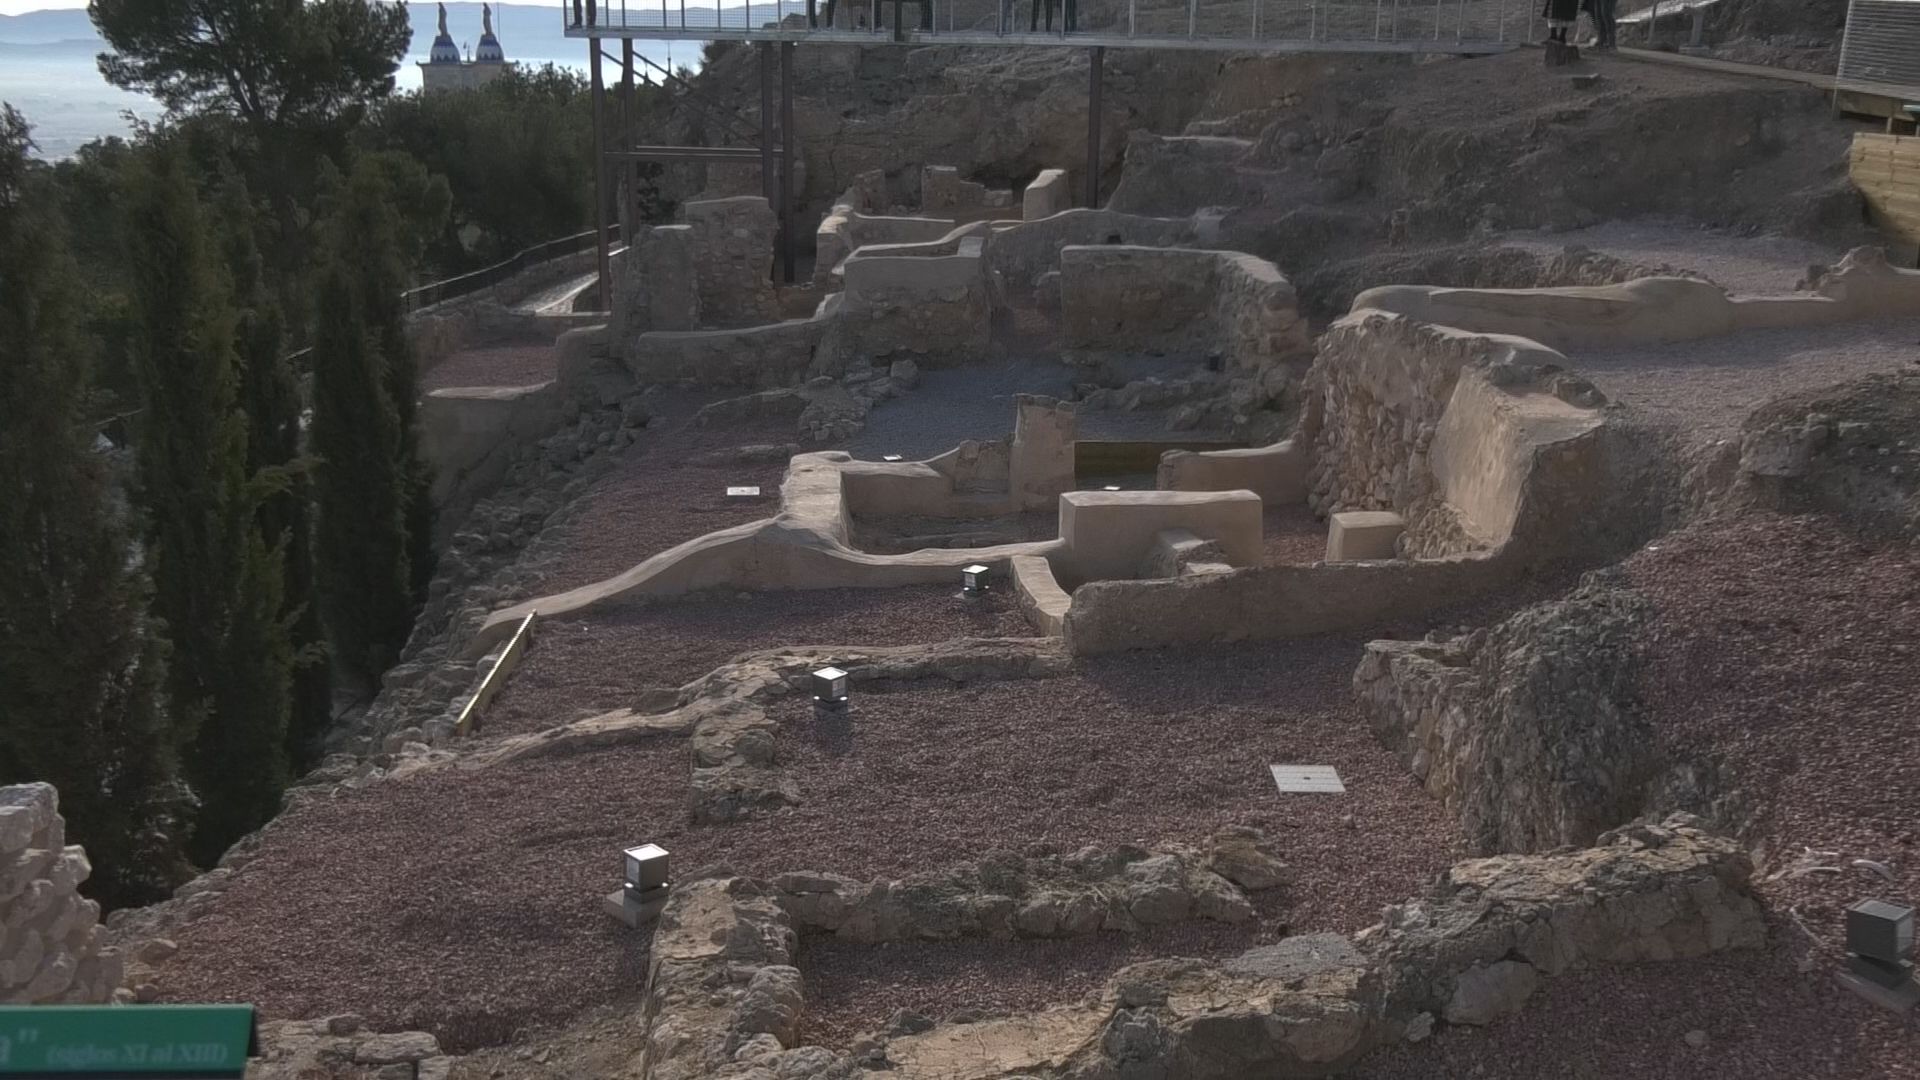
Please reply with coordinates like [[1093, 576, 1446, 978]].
[[1838, 0, 1920, 104], [401, 223, 619, 313], [560, 0, 1536, 50]]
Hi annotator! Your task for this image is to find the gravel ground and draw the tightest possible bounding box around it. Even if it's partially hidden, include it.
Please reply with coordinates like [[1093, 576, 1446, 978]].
[[420, 345, 559, 391], [1499, 219, 1840, 295], [1622, 513, 1920, 955], [1266, 502, 1327, 565], [798, 912, 1284, 1049], [1568, 317, 1920, 444], [484, 587, 1033, 738], [1352, 936, 1920, 1079], [149, 636, 1461, 1048], [531, 413, 804, 595]]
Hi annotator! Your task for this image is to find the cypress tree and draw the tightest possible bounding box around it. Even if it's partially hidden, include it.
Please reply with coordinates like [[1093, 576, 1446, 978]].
[[219, 177, 332, 769], [0, 105, 192, 906], [309, 261, 414, 683], [122, 145, 290, 862]]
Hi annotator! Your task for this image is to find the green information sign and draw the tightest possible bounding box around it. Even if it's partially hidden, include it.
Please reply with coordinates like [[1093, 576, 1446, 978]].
[[0, 1006, 255, 1078]]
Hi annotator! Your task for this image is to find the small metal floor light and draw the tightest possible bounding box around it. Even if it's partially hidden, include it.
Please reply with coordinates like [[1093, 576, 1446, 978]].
[[603, 843, 671, 927], [811, 666, 850, 708], [1841, 899, 1919, 1012], [961, 563, 991, 597]]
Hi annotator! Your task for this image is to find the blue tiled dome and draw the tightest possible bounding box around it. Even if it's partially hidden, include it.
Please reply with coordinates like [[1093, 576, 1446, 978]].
[[475, 32, 504, 63], [428, 32, 460, 63]]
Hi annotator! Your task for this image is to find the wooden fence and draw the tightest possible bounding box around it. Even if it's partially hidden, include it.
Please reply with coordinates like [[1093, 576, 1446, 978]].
[[1850, 133, 1920, 255]]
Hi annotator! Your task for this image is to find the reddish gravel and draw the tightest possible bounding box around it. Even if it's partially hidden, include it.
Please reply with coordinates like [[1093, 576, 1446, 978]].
[[534, 421, 802, 594], [484, 586, 1034, 737], [1622, 513, 1920, 954], [149, 637, 1460, 1048], [1265, 502, 1327, 565], [798, 913, 1284, 1050], [1351, 937, 1920, 1079], [421, 345, 559, 391]]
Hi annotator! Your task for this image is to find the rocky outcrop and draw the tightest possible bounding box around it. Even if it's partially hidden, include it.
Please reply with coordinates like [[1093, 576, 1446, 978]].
[[1354, 571, 1664, 856], [637, 817, 1760, 1079], [1, 784, 121, 1004], [248, 1016, 455, 1080], [771, 835, 1284, 944]]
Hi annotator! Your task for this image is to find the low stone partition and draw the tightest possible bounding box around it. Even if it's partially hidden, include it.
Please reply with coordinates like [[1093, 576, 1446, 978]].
[[1060, 489, 1264, 583], [1011, 553, 1070, 635], [1, 783, 121, 1004], [830, 241, 993, 367], [628, 313, 834, 390], [628, 816, 1763, 1079], [982, 208, 1199, 293], [814, 207, 960, 290], [1158, 437, 1311, 502], [1022, 168, 1070, 221], [1060, 245, 1312, 373], [1353, 245, 1920, 352], [610, 223, 699, 343]]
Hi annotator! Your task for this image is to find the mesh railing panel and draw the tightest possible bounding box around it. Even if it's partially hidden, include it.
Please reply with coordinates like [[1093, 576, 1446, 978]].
[[1838, 0, 1920, 101]]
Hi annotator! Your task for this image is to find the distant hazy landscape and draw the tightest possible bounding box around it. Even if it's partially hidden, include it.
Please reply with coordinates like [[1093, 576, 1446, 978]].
[[0, 2, 714, 157]]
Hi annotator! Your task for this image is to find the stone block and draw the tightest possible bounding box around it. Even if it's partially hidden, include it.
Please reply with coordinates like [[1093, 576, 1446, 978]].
[[1022, 168, 1070, 221], [1326, 511, 1405, 563], [1060, 489, 1263, 583]]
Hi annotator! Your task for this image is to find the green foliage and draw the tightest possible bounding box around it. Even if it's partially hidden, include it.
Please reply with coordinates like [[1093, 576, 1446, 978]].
[[90, 0, 412, 131], [219, 174, 332, 769], [365, 64, 608, 272], [309, 260, 414, 683], [122, 142, 291, 863], [0, 106, 194, 907]]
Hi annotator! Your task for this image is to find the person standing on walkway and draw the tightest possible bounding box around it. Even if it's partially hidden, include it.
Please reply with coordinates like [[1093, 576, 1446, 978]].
[[1593, 0, 1619, 48], [1543, 0, 1580, 44]]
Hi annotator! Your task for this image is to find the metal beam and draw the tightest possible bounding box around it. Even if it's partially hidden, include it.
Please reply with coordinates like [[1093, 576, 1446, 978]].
[[607, 147, 786, 162], [589, 37, 610, 309], [759, 43, 776, 211], [562, 25, 1518, 54], [780, 41, 797, 285], [1085, 46, 1103, 209]]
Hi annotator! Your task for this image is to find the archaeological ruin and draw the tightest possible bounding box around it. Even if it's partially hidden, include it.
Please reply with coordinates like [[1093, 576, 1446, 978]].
[[8, 2, 1920, 1077]]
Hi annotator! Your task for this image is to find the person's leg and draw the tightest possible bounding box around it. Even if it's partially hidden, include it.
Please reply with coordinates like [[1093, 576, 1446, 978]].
[[1030, 0, 1038, 32]]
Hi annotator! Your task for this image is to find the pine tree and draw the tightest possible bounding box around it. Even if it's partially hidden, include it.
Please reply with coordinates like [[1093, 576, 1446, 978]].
[[122, 145, 290, 863], [309, 261, 414, 683], [220, 177, 332, 769], [0, 105, 192, 907]]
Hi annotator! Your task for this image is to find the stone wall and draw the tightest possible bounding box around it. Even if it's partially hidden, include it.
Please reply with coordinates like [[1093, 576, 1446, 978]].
[[830, 243, 993, 367], [813, 211, 965, 291], [1354, 573, 1668, 855], [420, 383, 569, 533], [1022, 167, 1071, 221], [983, 208, 1199, 293], [1, 784, 120, 1004], [684, 196, 780, 328], [1060, 245, 1312, 374], [629, 315, 832, 390], [611, 224, 699, 345], [921, 165, 989, 211]]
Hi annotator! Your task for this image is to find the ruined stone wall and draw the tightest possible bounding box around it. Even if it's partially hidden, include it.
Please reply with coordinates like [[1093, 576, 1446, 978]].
[[683, 196, 780, 327], [630, 316, 831, 390], [920, 165, 990, 210], [1022, 167, 1071, 221], [1060, 245, 1311, 373], [1, 784, 121, 1004], [610, 224, 699, 345], [983, 208, 1199, 293], [831, 246, 992, 367], [812, 211, 959, 290]]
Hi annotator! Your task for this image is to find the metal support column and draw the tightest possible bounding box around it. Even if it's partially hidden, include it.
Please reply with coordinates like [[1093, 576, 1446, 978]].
[[757, 44, 775, 212], [589, 37, 611, 309], [620, 38, 635, 237], [780, 42, 797, 285], [1085, 46, 1104, 209]]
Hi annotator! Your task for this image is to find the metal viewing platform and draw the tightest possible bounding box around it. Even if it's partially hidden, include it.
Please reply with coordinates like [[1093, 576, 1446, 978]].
[[560, 0, 1539, 53]]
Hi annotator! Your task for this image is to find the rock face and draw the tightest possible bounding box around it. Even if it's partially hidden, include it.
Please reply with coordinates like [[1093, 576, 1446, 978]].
[[0, 784, 121, 1004], [247, 1017, 454, 1080], [1355, 571, 1665, 855], [684, 197, 780, 328]]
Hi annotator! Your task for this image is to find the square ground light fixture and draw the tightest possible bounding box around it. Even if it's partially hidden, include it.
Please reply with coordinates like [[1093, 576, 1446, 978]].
[[604, 843, 671, 928], [1270, 764, 1345, 794], [811, 666, 849, 707], [882, 454, 904, 462], [961, 563, 991, 596], [726, 485, 762, 498]]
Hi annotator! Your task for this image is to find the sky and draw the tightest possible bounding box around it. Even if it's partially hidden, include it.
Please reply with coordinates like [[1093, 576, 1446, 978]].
[[0, 1, 87, 14]]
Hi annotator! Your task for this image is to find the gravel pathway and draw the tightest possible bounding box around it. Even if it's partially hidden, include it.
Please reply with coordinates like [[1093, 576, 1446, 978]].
[[1622, 513, 1920, 957], [484, 587, 1033, 738], [1352, 939, 1920, 1079], [1266, 503, 1327, 565], [421, 345, 559, 391], [148, 636, 1461, 1049], [1498, 219, 1840, 295], [1568, 317, 1920, 444]]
